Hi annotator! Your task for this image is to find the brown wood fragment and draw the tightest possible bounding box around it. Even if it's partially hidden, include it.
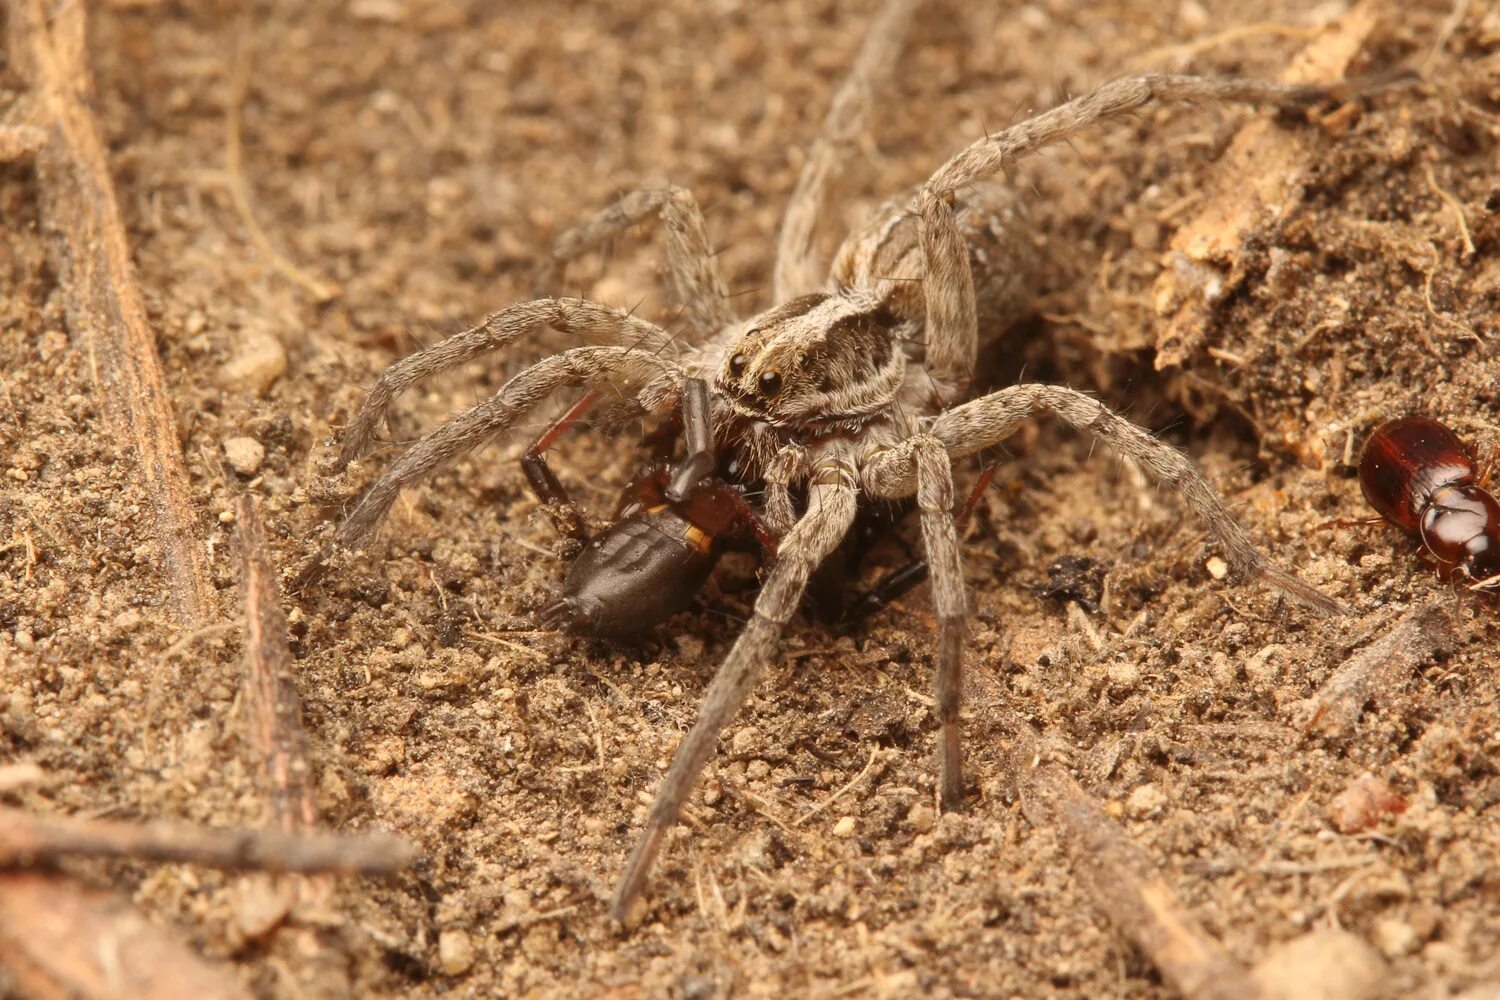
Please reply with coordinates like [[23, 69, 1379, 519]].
[[1002, 730, 1259, 1000], [236, 496, 318, 835], [1151, 1, 1379, 370], [7, 0, 213, 623], [0, 871, 252, 1000], [0, 806, 415, 876], [1303, 600, 1456, 738]]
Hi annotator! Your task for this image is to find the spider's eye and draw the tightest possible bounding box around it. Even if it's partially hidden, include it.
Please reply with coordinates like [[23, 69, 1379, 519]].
[[758, 371, 783, 397], [729, 354, 748, 376]]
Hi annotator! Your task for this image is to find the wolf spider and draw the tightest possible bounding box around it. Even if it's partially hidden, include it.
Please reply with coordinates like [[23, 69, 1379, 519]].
[[330, 0, 1350, 918]]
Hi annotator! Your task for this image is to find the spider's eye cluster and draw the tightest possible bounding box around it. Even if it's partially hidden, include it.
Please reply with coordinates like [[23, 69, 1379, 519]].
[[729, 354, 748, 376], [758, 371, 783, 397]]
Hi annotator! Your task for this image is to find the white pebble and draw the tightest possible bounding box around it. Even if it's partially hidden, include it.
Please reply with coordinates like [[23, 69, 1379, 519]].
[[222, 436, 265, 475], [438, 928, 475, 976], [218, 329, 287, 396]]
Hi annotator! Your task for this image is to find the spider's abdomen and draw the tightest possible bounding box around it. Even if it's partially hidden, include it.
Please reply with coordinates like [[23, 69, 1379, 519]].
[[830, 180, 1039, 335], [543, 507, 717, 638]]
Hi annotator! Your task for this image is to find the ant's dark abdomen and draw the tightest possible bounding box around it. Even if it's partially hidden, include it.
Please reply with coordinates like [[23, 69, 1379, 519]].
[[1358, 416, 1475, 535], [543, 508, 717, 638]]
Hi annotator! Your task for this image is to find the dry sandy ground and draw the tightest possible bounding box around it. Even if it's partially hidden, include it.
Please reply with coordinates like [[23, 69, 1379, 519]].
[[2, 0, 1498, 997]]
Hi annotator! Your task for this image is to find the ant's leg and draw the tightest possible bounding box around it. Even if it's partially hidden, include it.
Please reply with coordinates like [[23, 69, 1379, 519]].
[[845, 465, 998, 623], [520, 391, 599, 542], [667, 377, 715, 501]]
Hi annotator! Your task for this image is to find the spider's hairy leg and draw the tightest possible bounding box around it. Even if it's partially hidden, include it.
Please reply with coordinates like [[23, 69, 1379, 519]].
[[763, 441, 809, 535], [536, 186, 736, 335], [335, 347, 681, 550], [773, 0, 920, 301], [861, 435, 969, 807], [336, 298, 676, 470], [924, 384, 1348, 615], [913, 73, 1342, 378], [612, 451, 858, 920]]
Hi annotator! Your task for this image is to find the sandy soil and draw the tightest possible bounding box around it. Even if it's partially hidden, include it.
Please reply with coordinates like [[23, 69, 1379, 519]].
[[2, 0, 1498, 997]]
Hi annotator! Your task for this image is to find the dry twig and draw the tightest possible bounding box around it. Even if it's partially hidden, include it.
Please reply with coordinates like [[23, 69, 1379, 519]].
[[236, 496, 318, 834], [0, 872, 251, 1000], [1151, 2, 1379, 370], [5, 0, 213, 623], [1000, 724, 1260, 1000], [0, 806, 414, 876], [222, 26, 340, 302], [1303, 600, 1456, 738]]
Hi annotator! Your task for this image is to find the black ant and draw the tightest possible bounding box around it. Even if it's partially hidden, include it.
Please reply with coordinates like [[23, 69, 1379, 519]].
[[1358, 415, 1500, 592], [523, 378, 999, 636], [522, 379, 776, 637]]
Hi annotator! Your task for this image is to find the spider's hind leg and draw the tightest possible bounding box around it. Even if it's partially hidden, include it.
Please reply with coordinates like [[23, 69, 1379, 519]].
[[537, 186, 736, 336]]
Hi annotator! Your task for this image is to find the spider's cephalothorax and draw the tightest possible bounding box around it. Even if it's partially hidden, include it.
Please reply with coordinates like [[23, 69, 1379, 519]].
[[717, 292, 910, 431], [328, 0, 1358, 920]]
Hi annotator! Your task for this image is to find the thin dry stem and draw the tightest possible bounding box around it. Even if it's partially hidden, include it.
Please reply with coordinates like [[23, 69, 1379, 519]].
[[237, 496, 319, 834], [1000, 723, 1261, 1000], [0, 872, 251, 1000], [0, 806, 415, 876], [7, 0, 214, 623], [223, 25, 340, 302]]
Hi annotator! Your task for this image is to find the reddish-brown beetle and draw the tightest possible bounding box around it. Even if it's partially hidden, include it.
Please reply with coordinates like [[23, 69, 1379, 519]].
[[1358, 416, 1500, 590]]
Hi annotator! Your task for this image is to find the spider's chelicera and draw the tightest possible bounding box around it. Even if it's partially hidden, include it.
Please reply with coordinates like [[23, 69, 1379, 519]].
[[328, 0, 1350, 919]]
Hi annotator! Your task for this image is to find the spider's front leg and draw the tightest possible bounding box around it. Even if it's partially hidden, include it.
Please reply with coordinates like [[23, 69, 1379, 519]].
[[929, 383, 1348, 615], [536, 186, 735, 335], [862, 434, 970, 809], [612, 446, 859, 919], [334, 346, 682, 549], [909, 73, 1347, 380], [336, 297, 678, 469]]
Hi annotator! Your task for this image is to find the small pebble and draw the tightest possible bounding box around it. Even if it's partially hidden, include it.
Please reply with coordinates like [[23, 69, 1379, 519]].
[[1125, 783, 1167, 819], [231, 875, 294, 940], [730, 726, 760, 755], [222, 436, 265, 475], [1205, 556, 1229, 580], [1328, 774, 1407, 834], [438, 928, 475, 976], [1252, 927, 1389, 1000], [907, 803, 935, 834], [832, 815, 857, 838], [1372, 917, 1419, 958], [218, 328, 287, 396]]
